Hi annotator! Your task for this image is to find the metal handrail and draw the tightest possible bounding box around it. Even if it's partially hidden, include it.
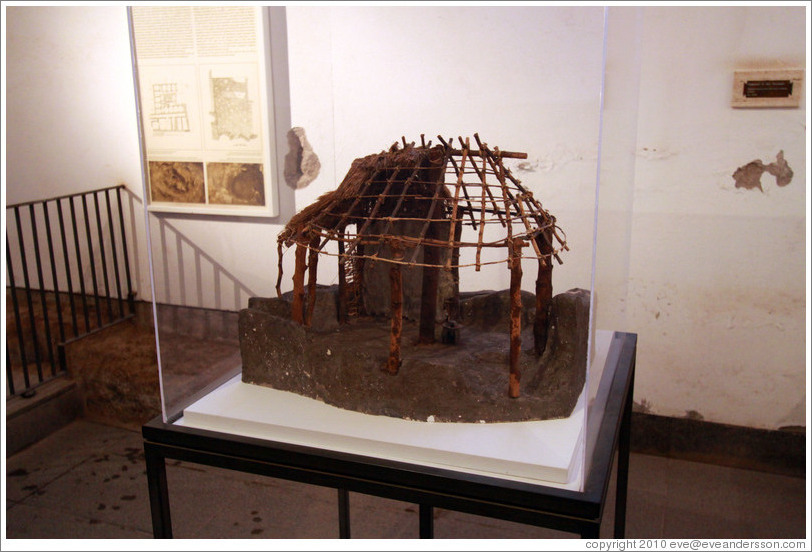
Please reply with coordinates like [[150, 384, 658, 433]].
[[5, 185, 136, 398]]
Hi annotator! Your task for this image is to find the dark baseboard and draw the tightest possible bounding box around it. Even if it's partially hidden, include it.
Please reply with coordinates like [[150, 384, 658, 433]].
[[630, 412, 806, 478]]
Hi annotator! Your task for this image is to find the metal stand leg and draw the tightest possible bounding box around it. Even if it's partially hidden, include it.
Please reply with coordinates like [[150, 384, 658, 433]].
[[144, 443, 172, 538], [338, 488, 351, 539], [614, 365, 635, 538], [419, 504, 434, 538], [580, 522, 601, 538]]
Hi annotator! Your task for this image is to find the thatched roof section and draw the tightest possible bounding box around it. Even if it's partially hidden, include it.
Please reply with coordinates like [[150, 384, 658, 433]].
[[278, 134, 568, 270], [278, 142, 448, 248]]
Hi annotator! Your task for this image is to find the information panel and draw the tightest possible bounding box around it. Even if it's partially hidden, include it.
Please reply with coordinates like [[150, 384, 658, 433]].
[[129, 6, 277, 216]]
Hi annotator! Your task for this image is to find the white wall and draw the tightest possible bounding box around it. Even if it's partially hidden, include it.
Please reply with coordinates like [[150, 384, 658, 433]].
[[598, 7, 807, 429], [285, 6, 605, 296], [4, 6, 150, 301], [4, 7, 144, 203], [3, 6, 807, 430]]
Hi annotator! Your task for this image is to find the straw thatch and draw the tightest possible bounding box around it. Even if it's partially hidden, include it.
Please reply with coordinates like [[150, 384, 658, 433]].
[[277, 134, 567, 271]]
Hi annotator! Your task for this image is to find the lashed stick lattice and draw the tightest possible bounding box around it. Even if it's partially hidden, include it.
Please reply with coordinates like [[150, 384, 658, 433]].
[[277, 134, 568, 398]]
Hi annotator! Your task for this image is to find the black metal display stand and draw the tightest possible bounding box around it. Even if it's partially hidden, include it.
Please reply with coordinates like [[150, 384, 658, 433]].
[[143, 331, 636, 539]]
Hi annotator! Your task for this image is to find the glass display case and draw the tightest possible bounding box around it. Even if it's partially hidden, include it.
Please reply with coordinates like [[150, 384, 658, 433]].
[[131, 5, 638, 538]]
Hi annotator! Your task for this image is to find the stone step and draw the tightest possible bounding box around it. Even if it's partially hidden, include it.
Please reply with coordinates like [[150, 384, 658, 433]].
[[6, 376, 82, 457]]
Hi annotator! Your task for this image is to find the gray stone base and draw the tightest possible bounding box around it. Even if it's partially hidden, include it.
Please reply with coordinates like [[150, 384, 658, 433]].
[[240, 288, 590, 423]]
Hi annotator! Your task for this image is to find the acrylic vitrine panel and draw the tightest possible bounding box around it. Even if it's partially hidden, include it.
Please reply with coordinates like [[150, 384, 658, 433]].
[[138, 5, 623, 491], [586, 6, 644, 480], [128, 5, 285, 421]]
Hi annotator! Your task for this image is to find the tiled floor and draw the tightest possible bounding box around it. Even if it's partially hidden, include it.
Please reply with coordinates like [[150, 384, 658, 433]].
[[4, 419, 809, 540]]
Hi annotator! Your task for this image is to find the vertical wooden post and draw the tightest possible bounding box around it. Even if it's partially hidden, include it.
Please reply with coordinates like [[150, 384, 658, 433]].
[[534, 228, 553, 355], [275, 242, 284, 299], [305, 236, 320, 327], [418, 223, 441, 344], [386, 241, 405, 374], [355, 242, 366, 316], [291, 242, 307, 324], [509, 238, 524, 398], [448, 221, 463, 321], [337, 234, 348, 324]]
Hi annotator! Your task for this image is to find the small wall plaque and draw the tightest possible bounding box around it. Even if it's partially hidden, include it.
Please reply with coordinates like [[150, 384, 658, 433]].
[[732, 69, 803, 108]]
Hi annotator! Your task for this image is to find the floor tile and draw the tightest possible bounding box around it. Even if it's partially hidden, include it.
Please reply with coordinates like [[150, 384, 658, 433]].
[[4, 502, 152, 539], [623, 489, 667, 538], [665, 458, 746, 516], [5, 420, 142, 503], [718, 466, 806, 539], [18, 448, 153, 534], [628, 452, 670, 496], [343, 492, 419, 539], [662, 505, 755, 539], [164, 463, 341, 538], [4, 420, 807, 541], [433, 509, 575, 539]]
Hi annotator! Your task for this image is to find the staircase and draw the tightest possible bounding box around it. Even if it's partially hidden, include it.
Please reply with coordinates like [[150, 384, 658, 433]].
[[6, 185, 137, 454]]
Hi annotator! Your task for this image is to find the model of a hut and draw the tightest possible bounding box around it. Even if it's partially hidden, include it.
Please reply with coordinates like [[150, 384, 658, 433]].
[[276, 134, 567, 398]]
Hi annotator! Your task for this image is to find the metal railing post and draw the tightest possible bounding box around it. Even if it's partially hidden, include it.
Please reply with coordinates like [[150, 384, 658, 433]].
[[43, 201, 67, 359], [115, 186, 136, 316], [7, 233, 31, 390], [29, 203, 57, 375], [81, 194, 103, 328], [105, 188, 125, 318], [14, 206, 44, 383], [69, 196, 92, 332], [6, 185, 137, 397], [56, 198, 80, 338], [93, 191, 115, 321]]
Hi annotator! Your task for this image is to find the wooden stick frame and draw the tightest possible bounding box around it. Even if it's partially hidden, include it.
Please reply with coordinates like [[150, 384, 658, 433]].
[[280, 134, 569, 397]]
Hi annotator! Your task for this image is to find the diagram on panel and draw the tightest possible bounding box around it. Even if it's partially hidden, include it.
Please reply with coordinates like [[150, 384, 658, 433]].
[[150, 82, 191, 133], [209, 72, 257, 141]]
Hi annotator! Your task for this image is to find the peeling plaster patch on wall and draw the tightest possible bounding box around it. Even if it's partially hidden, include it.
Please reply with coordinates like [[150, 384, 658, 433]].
[[509, 144, 591, 173], [732, 150, 793, 192], [515, 158, 539, 172], [284, 127, 321, 189], [636, 146, 678, 160]]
